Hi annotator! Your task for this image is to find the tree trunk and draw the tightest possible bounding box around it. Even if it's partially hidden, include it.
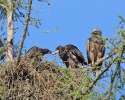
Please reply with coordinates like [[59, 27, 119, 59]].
[[6, 1, 14, 61]]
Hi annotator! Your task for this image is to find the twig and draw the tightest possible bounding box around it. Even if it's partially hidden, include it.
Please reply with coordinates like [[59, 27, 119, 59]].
[[106, 62, 119, 100], [0, 38, 8, 50], [0, 4, 7, 10], [0, 38, 8, 60], [16, 0, 32, 66]]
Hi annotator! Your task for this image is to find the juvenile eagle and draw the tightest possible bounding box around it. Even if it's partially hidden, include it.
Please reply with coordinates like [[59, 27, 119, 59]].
[[25, 46, 52, 61], [55, 44, 87, 68], [86, 28, 105, 75]]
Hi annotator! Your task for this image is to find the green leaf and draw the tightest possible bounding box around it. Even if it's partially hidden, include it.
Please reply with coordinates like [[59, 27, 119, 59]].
[[118, 15, 125, 21]]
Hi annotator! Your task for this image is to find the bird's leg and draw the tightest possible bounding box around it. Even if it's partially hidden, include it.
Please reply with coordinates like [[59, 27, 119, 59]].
[[97, 57, 100, 62], [68, 65, 72, 69], [88, 61, 95, 66], [95, 70, 101, 77], [91, 61, 95, 66], [96, 53, 102, 63]]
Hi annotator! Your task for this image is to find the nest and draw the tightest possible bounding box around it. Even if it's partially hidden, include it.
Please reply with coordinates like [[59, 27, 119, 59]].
[[0, 59, 88, 100]]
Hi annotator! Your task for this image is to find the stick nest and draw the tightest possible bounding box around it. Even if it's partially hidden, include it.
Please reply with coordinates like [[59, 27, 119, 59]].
[[0, 59, 89, 100]]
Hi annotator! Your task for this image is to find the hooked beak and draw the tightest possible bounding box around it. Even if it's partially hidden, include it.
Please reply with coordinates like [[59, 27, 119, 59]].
[[91, 30, 94, 34], [51, 50, 59, 58], [51, 50, 58, 54], [54, 50, 59, 54], [91, 30, 97, 34], [51, 50, 59, 56]]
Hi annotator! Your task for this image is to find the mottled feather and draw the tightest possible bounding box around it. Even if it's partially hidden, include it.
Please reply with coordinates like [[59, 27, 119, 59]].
[[55, 44, 87, 68]]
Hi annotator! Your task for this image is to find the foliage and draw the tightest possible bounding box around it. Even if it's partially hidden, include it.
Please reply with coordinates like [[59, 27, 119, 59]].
[[101, 15, 125, 100], [0, 78, 6, 100], [0, 0, 49, 61], [0, 47, 5, 55], [0, 60, 91, 100]]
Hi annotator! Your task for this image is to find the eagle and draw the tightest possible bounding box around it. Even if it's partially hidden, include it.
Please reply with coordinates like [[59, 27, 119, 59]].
[[17, 46, 52, 70], [86, 28, 105, 75], [55, 44, 87, 68], [25, 46, 52, 61]]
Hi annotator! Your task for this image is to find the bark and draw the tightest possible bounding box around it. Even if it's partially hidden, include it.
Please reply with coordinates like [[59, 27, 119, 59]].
[[16, 0, 33, 66], [0, 38, 7, 60], [6, 0, 14, 61]]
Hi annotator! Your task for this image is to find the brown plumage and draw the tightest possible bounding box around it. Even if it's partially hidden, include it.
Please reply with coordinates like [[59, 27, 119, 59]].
[[86, 28, 105, 75], [25, 46, 52, 61], [55, 44, 87, 68]]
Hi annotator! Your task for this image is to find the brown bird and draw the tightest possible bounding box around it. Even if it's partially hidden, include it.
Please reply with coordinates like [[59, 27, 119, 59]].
[[55, 44, 87, 68], [86, 28, 105, 76], [25, 46, 52, 61]]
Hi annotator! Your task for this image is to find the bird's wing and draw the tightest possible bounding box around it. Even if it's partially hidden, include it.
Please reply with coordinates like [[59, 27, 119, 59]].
[[86, 39, 91, 64], [101, 40, 105, 57], [66, 44, 87, 65]]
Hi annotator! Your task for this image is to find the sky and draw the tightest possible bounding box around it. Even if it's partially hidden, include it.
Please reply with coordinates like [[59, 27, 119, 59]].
[[16, 0, 125, 59], [13, 0, 125, 99]]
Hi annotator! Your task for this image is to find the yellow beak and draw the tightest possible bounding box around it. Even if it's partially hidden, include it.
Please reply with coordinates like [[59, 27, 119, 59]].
[[55, 50, 59, 54]]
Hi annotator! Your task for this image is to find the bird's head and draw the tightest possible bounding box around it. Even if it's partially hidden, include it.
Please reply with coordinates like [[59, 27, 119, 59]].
[[91, 28, 102, 37], [42, 49, 52, 54], [54, 46, 62, 54]]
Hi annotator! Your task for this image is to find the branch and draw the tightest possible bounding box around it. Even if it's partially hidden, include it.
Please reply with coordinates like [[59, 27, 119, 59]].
[[16, 0, 32, 66], [83, 48, 117, 72], [107, 62, 119, 100], [0, 53, 6, 60], [93, 48, 117, 66], [83, 57, 118, 95], [0, 4, 7, 10], [0, 38, 8, 60], [107, 47, 123, 100], [0, 38, 8, 51]]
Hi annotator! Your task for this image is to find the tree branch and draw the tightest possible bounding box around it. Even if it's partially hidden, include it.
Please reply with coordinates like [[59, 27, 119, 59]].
[[107, 47, 123, 100], [0, 38, 8, 51], [0, 4, 7, 10], [83, 57, 118, 95], [83, 48, 117, 72], [16, 0, 32, 66], [107, 62, 120, 100], [94, 48, 117, 66], [0, 38, 8, 60]]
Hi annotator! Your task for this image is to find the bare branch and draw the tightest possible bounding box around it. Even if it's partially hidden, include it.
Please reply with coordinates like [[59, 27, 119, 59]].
[[0, 4, 7, 10], [93, 48, 117, 66], [16, 0, 32, 66], [0, 38, 8, 60], [0, 38, 8, 51], [0, 53, 6, 60]]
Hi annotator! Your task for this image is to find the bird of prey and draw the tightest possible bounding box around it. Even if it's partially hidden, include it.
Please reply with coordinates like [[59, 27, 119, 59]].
[[86, 28, 105, 76], [55, 44, 87, 68], [86, 28, 105, 74], [25, 46, 52, 61]]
